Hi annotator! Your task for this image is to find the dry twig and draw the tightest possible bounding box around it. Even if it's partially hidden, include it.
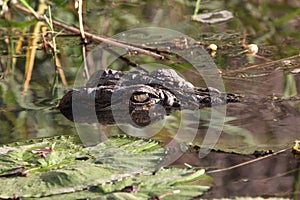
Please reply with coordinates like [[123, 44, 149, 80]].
[[13, 3, 165, 60]]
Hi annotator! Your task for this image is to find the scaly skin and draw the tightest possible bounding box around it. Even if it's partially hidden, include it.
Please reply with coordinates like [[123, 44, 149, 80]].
[[58, 69, 240, 126]]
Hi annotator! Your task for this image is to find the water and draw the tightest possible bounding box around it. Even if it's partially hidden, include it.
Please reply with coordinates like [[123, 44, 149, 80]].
[[0, 0, 299, 198]]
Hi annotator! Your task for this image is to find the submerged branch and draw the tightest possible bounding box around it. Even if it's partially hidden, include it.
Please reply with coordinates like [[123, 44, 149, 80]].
[[224, 54, 300, 75], [206, 148, 289, 174], [13, 3, 165, 60]]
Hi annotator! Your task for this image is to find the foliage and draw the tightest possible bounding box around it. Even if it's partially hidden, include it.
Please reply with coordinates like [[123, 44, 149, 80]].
[[0, 0, 299, 198], [0, 136, 211, 199]]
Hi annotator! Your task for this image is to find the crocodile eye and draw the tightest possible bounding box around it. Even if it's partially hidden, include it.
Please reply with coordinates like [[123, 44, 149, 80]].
[[131, 92, 150, 103]]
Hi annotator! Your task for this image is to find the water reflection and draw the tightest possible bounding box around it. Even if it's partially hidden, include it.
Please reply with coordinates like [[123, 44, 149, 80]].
[[0, 0, 299, 198], [0, 74, 75, 144], [0, 0, 299, 145], [220, 59, 300, 152], [172, 150, 300, 198]]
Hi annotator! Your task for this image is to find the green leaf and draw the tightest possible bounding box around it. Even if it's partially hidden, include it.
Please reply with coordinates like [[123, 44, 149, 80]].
[[98, 168, 211, 200], [0, 136, 212, 199], [0, 162, 120, 198], [89, 136, 165, 172]]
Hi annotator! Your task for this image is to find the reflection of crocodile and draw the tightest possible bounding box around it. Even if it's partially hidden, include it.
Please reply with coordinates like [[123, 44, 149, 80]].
[[58, 69, 240, 126]]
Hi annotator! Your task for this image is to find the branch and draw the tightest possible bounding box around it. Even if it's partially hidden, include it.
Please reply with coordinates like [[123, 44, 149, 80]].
[[224, 54, 300, 75], [206, 148, 289, 174], [13, 3, 165, 60]]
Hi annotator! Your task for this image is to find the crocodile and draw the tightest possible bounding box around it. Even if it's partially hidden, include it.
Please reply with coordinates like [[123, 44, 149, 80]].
[[58, 69, 240, 126]]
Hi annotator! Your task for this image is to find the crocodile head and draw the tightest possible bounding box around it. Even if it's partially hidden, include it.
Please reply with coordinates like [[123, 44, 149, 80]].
[[58, 69, 240, 127]]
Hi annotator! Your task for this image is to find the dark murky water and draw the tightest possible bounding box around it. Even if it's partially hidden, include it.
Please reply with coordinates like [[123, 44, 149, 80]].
[[0, 0, 299, 198], [172, 150, 300, 198]]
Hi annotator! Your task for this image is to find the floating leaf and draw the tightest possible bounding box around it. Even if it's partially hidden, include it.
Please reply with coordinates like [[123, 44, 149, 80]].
[[0, 136, 211, 199], [89, 136, 165, 172]]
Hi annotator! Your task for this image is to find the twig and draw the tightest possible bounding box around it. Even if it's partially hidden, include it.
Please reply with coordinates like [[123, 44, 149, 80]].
[[13, 3, 165, 60], [44, 6, 68, 88], [75, 0, 85, 40], [224, 54, 300, 75], [105, 47, 145, 70], [75, 0, 89, 79], [206, 148, 290, 174]]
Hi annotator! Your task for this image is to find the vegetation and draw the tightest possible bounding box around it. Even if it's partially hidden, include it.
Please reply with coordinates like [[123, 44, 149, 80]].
[[0, 136, 211, 199], [0, 0, 299, 198]]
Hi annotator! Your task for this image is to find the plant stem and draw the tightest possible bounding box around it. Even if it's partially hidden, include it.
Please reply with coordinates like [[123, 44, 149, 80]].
[[13, 3, 165, 60], [193, 0, 202, 16], [19, 0, 40, 19]]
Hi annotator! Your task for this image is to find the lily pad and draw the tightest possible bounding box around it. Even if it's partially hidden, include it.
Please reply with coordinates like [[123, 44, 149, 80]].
[[0, 136, 211, 199]]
